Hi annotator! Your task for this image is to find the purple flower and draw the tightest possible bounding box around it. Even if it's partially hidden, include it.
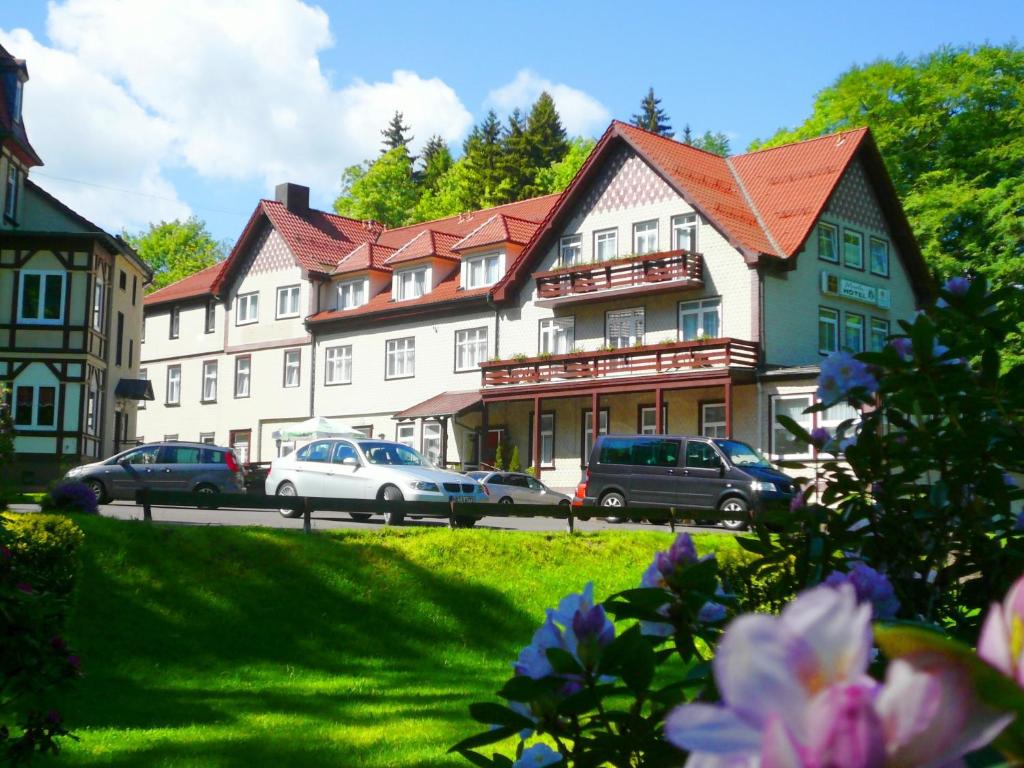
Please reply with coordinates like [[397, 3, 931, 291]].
[[889, 337, 914, 362], [67, 655, 81, 672], [817, 351, 879, 405], [514, 743, 562, 767], [1016, 512, 1024, 532], [944, 276, 971, 296], [825, 563, 900, 620], [809, 427, 830, 448], [51, 636, 67, 652], [639, 535, 726, 636], [697, 601, 728, 624], [790, 492, 806, 512], [46, 710, 61, 725], [1004, 472, 1018, 488], [15, 582, 32, 594], [49, 480, 100, 514]]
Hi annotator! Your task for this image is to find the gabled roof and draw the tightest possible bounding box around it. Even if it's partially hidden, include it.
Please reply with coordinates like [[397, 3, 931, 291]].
[[384, 229, 461, 266], [333, 242, 397, 276], [144, 261, 226, 307], [452, 213, 539, 252], [0, 43, 41, 168]]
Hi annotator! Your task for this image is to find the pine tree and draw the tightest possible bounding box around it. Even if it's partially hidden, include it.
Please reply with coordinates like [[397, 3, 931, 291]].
[[494, 440, 506, 471], [499, 109, 533, 202], [631, 87, 673, 137], [462, 110, 506, 208], [524, 92, 569, 172], [418, 134, 452, 192], [508, 445, 522, 473], [682, 124, 693, 145], [692, 131, 731, 157], [381, 110, 413, 154]]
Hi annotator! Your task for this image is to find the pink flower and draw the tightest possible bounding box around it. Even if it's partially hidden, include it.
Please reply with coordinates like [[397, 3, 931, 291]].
[[978, 574, 1024, 687]]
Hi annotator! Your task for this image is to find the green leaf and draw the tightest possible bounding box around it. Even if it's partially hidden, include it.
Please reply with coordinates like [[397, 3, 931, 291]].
[[449, 725, 519, 753], [498, 675, 558, 703], [468, 702, 534, 730], [546, 647, 584, 676]]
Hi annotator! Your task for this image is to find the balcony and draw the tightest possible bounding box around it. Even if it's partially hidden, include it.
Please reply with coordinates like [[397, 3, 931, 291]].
[[533, 249, 703, 307], [480, 338, 759, 389]]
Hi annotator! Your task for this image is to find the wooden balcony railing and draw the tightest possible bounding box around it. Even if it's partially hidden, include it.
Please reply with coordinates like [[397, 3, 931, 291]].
[[480, 338, 759, 387], [534, 249, 703, 300]]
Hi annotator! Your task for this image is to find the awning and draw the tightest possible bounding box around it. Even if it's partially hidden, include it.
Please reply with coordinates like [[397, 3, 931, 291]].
[[114, 378, 154, 401], [394, 390, 482, 420], [272, 417, 368, 441]]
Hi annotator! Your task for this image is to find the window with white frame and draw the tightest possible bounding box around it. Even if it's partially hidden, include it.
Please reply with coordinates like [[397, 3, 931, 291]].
[[283, 349, 301, 388], [559, 235, 582, 267], [276, 285, 300, 319], [92, 276, 104, 331], [633, 220, 659, 255], [13, 385, 56, 428], [455, 327, 488, 371], [85, 386, 98, 433], [869, 317, 889, 353], [870, 237, 890, 277], [395, 268, 428, 301], [338, 279, 367, 310], [529, 412, 555, 467], [201, 360, 218, 402], [819, 400, 861, 455], [464, 252, 502, 288], [701, 403, 728, 438], [818, 222, 839, 263], [844, 313, 865, 353], [422, 422, 442, 465], [386, 337, 415, 379], [18, 271, 65, 324], [396, 422, 415, 447], [539, 317, 574, 355], [582, 409, 608, 464], [678, 298, 721, 341], [639, 405, 668, 435], [170, 306, 180, 338], [236, 292, 259, 325], [325, 345, 352, 385], [843, 229, 864, 270], [5, 165, 18, 221], [771, 394, 813, 458], [138, 369, 147, 410], [200, 432, 216, 445], [819, 307, 839, 354], [234, 356, 251, 398], [672, 213, 698, 252], [204, 301, 216, 333], [606, 307, 645, 348], [594, 229, 617, 262], [166, 365, 181, 405]]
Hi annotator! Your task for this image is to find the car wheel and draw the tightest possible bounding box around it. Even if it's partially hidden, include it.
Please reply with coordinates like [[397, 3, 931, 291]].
[[194, 483, 220, 510], [276, 481, 301, 518], [719, 498, 750, 531], [84, 478, 107, 505], [380, 485, 405, 525], [600, 491, 626, 524], [452, 516, 477, 529], [349, 513, 372, 522], [558, 499, 570, 507], [498, 496, 514, 505]]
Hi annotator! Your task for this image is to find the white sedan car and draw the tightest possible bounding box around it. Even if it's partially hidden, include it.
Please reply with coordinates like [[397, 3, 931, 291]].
[[265, 437, 489, 525], [467, 471, 571, 507]]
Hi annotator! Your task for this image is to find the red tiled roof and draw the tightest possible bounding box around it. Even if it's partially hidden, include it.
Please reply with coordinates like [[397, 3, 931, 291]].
[[261, 199, 380, 272], [384, 229, 461, 266], [333, 242, 396, 276], [144, 261, 226, 306], [308, 281, 490, 324], [394, 390, 482, 419], [452, 213, 539, 252]]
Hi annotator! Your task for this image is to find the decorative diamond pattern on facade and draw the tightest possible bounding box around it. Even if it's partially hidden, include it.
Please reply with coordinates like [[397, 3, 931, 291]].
[[243, 228, 294, 277], [826, 160, 888, 233], [584, 146, 675, 215]]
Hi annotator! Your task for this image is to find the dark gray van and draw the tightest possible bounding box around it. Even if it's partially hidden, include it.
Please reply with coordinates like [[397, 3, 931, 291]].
[[575, 435, 796, 529]]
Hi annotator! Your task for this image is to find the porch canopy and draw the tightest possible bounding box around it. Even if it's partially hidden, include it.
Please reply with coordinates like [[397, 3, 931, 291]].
[[114, 378, 154, 401], [272, 417, 367, 441], [393, 390, 482, 421]]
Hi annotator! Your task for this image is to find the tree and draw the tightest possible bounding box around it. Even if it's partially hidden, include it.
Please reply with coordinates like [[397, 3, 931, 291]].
[[124, 218, 224, 292], [692, 131, 731, 157], [418, 134, 452, 193], [681, 124, 693, 144], [381, 110, 413, 154], [332, 147, 418, 228], [462, 110, 507, 208], [499, 109, 533, 202], [751, 44, 1024, 287], [525, 92, 569, 173], [412, 158, 478, 222], [631, 87, 673, 137], [533, 137, 596, 194]]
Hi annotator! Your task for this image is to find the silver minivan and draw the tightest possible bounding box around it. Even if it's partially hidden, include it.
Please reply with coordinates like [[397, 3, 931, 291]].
[[64, 442, 246, 503]]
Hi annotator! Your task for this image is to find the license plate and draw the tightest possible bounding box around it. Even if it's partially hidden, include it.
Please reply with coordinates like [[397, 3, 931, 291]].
[[453, 496, 473, 504]]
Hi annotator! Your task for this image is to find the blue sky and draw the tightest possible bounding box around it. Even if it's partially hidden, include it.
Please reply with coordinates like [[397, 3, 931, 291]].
[[2, 0, 1020, 244]]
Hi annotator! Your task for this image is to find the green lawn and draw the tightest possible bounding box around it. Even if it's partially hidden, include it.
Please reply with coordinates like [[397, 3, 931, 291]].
[[42, 517, 737, 767]]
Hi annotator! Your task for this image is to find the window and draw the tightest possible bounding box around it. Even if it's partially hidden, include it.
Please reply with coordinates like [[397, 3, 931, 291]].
[[772, 394, 813, 458], [338, 279, 367, 310], [678, 298, 721, 341], [844, 313, 865, 353], [116, 312, 125, 366], [672, 213, 698, 252], [582, 409, 609, 464], [539, 317, 574, 355], [4, 165, 18, 221], [869, 318, 889, 353], [297, 440, 331, 463], [639, 405, 668, 435], [422, 422, 442, 465], [594, 229, 617, 262], [819, 307, 839, 354], [843, 229, 864, 270], [138, 369, 147, 409], [701, 403, 728, 438], [85, 387, 98, 433], [200, 432, 216, 445], [92, 276, 104, 331], [169, 306, 180, 339], [132, 275, 138, 306], [202, 360, 218, 402], [606, 307, 645, 348], [283, 349, 301, 388], [18, 271, 65, 324], [119, 270, 127, 290], [633, 220, 659, 255], [276, 285, 300, 319], [204, 301, 216, 334], [455, 327, 488, 372], [528, 412, 555, 468], [818, 222, 839, 263], [236, 292, 259, 325], [129, 339, 134, 368], [11, 80, 22, 123], [13, 385, 56, 428], [686, 441, 723, 470], [166, 365, 181, 405], [464, 252, 502, 288], [353, 425, 374, 438], [396, 423, 415, 447], [395, 268, 428, 301], [870, 237, 890, 277], [325, 345, 352, 385], [598, 437, 680, 467], [386, 337, 415, 379], [332, 441, 360, 465], [559, 235, 582, 267], [234, 356, 251, 398]]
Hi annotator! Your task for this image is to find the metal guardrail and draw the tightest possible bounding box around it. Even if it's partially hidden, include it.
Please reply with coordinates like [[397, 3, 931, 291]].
[[134, 488, 745, 534]]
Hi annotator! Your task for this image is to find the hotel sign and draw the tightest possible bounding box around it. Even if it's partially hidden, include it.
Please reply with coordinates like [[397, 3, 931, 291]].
[[820, 271, 891, 309]]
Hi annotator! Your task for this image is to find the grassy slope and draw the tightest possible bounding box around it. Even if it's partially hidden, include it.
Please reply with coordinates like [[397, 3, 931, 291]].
[[44, 517, 736, 768]]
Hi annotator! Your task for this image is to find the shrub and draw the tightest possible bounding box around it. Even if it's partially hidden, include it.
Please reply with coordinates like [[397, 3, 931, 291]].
[[0, 513, 84, 600], [42, 481, 99, 516], [494, 441, 506, 471], [508, 445, 522, 473]]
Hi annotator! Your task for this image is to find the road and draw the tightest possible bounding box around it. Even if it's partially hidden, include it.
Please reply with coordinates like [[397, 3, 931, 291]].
[[95, 500, 733, 536]]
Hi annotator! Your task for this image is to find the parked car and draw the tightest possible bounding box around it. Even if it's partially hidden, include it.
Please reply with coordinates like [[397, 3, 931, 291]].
[[467, 471, 571, 507], [265, 438, 489, 526], [574, 434, 797, 530], [64, 441, 245, 504]]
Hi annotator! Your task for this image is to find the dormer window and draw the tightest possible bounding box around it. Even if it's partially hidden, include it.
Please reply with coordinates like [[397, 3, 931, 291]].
[[338, 279, 367, 310], [463, 252, 502, 289], [395, 268, 428, 301], [12, 79, 22, 123]]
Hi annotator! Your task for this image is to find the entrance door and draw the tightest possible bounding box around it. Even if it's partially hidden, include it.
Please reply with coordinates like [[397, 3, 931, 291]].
[[484, 428, 504, 468], [229, 429, 252, 465]]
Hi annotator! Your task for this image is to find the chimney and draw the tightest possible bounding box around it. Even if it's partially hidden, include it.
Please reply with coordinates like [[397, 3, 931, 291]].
[[275, 183, 309, 214]]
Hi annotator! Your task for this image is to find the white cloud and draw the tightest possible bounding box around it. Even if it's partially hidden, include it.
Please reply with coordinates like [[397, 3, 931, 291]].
[[487, 70, 610, 137], [1, 0, 474, 231]]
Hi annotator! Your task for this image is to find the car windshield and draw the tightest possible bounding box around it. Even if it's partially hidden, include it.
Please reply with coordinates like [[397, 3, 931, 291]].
[[714, 439, 772, 468], [358, 441, 430, 467]]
